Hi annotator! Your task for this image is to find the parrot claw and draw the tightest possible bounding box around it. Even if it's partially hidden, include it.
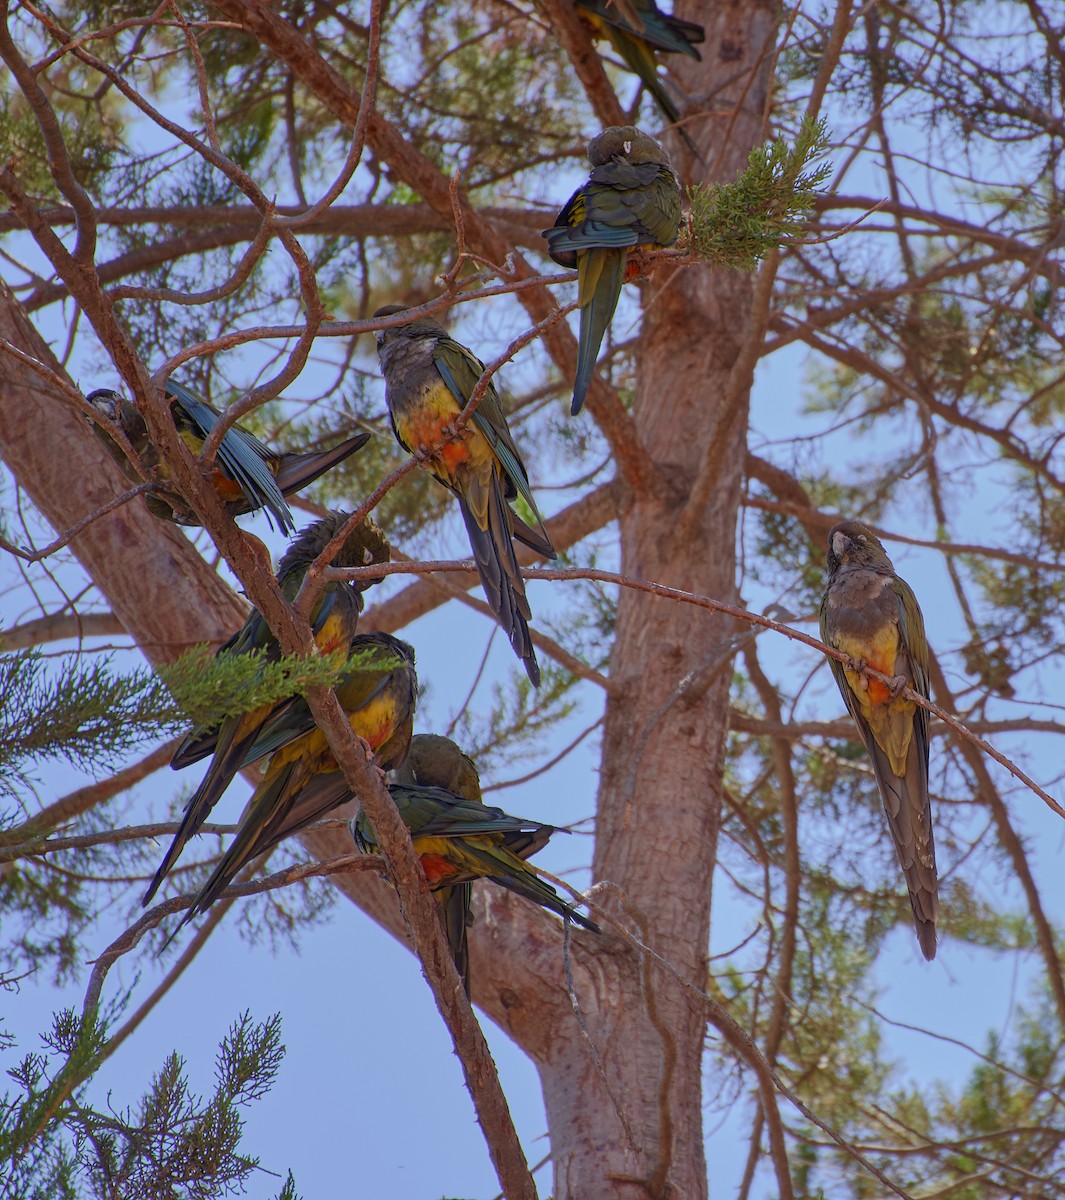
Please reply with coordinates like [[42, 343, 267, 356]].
[[887, 673, 910, 699]]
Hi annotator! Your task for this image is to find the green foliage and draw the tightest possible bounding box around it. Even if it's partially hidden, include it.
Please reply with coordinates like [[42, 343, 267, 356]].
[[0, 641, 379, 802], [158, 643, 355, 731], [687, 118, 832, 269], [0, 648, 176, 799], [0, 1010, 293, 1200]]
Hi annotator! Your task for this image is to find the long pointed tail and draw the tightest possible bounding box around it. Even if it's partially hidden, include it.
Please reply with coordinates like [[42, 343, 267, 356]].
[[272, 432, 372, 497], [572, 248, 626, 416], [483, 848, 600, 932], [176, 760, 302, 930], [144, 712, 268, 905], [871, 740, 938, 959], [437, 884, 473, 998], [459, 489, 541, 686]]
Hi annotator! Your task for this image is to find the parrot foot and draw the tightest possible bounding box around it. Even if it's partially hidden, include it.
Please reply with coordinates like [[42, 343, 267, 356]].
[[844, 654, 869, 681], [886, 673, 910, 699], [624, 248, 653, 283]]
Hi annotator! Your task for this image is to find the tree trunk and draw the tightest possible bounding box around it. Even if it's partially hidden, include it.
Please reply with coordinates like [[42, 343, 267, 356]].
[[543, 6, 778, 1195]]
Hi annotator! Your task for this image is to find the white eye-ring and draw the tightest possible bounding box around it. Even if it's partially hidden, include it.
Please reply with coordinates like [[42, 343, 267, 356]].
[[623, 140, 632, 154]]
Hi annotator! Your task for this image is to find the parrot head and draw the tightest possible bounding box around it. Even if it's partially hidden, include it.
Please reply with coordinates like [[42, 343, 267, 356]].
[[278, 510, 391, 580], [373, 304, 448, 352], [393, 733, 482, 801], [588, 125, 672, 168], [86, 387, 144, 439], [86, 387, 121, 419], [826, 520, 894, 575]]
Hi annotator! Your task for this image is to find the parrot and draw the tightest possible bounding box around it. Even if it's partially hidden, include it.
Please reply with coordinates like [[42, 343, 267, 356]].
[[143, 513, 390, 905], [374, 305, 555, 686], [397, 734, 538, 994], [172, 631, 417, 931], [352, 733, 599, 994], [820, 520, 938, 960], [542, 125, 681, 415], [573, 0, 704, 157], [87, 381, 370, 532]]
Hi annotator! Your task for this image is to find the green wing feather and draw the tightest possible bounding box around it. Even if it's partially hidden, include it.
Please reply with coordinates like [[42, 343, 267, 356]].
[[432, 337, 554, 552]]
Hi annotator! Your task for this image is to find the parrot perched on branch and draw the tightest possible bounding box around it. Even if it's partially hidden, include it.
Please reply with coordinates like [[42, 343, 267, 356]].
[[144, 513, 390, 906], [820, 520, 938, 960], [353, 733, 599, 995], [374, 306, 555, 686], [543, 125, 681, 416], [170, 631, 417, 933], [88, 380, 370, 532]]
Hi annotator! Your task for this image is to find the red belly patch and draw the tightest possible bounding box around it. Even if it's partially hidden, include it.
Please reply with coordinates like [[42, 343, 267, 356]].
[[419, 854, 458, 887]]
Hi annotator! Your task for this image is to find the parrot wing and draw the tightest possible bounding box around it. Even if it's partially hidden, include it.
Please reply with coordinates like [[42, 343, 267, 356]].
[[166, 379, 294, 533], [430, 338, 554, 555]]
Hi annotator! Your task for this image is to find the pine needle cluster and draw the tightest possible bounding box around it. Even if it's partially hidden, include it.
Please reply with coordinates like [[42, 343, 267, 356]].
[[0, 650, 176, 798]]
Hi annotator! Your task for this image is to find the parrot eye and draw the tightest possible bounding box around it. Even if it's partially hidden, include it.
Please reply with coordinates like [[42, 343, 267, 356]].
[[623, 140, 632, 154]]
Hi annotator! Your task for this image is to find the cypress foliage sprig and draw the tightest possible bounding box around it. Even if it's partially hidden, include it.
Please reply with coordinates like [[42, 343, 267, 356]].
[[0, 642, 368, 799], [0, 1009, 296, 1200], [686, 117, 831, 269], [0, 650, 176, 794]]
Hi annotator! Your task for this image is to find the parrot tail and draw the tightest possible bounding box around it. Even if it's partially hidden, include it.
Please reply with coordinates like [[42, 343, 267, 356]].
[[144, 715, 267, 905], [177, 759, 302, 930], [459, 487, 541, 687], [869, 739, 938, 960], [437, 884, 473, 998], [481, 847, 600, 933], [272, 431, 372, 498], [572, 248, 626, 416], [250, 769, 351, 863], [603, 31, 702, 160]]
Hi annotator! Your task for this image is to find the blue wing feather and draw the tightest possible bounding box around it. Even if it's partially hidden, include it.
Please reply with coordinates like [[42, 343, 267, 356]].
[[167, 380, 294, 533]]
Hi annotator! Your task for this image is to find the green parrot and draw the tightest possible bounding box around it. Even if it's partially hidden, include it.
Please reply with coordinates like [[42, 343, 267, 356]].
[[392, 734, 483, 993], [172, 631, 417, 931], [87, 381, 370, 533], [352, 733, 599, 993], [374, 305, 555, 686], [819, 520, 938, 960], [573, 0, 704, 157], [543, 126, 681, 415], [143, 513, 390, 905]]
